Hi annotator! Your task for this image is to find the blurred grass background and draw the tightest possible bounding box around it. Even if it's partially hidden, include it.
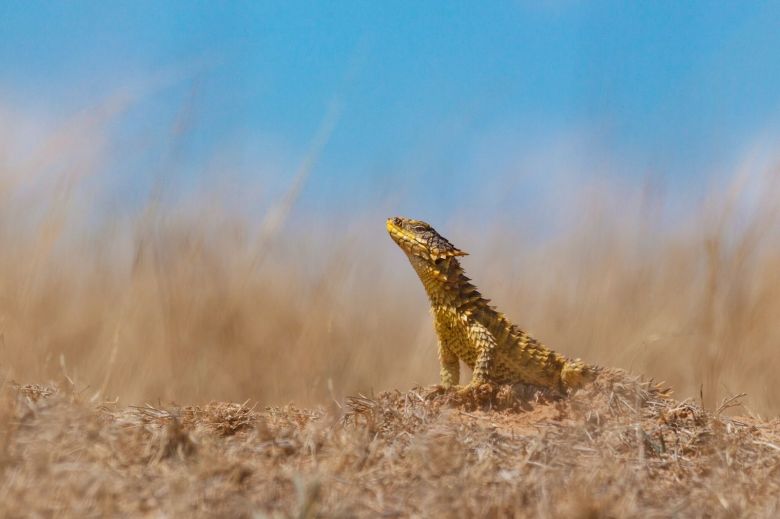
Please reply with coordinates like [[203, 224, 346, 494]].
[[1, 101, 779, 416]]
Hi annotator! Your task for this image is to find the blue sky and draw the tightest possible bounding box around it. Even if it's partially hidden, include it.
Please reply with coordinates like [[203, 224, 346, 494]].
[[2, 1, 780, 222]]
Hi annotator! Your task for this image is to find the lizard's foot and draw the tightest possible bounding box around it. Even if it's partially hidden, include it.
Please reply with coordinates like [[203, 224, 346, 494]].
[[423, 384, 451, 400], [453, 382, 494, 401], [425, 383, 498, 408]]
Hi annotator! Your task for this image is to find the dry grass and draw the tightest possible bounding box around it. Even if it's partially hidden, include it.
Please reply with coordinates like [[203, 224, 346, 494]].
[[2, 164, 779, 414], [2, 106, 780, 516], [2, 376, 779, 517]]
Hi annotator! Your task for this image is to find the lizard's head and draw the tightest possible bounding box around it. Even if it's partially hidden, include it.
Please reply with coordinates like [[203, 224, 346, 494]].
[[386, 217, 467, 263]]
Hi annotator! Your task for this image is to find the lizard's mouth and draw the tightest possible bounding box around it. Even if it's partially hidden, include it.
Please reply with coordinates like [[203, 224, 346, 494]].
[[385, 217, 400, 234], [386, 217, 431, 261], [386, 217, 414, 253]]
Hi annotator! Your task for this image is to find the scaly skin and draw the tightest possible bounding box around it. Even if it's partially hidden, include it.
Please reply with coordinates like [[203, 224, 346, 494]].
[[387, 216, 598, 394]]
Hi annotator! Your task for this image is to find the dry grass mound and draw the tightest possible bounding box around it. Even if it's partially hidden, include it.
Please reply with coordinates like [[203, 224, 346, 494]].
[[2, 377, 779, 518]]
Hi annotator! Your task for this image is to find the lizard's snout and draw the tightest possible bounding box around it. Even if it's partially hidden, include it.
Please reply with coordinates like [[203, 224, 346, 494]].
[[386, 217, 403, 234]]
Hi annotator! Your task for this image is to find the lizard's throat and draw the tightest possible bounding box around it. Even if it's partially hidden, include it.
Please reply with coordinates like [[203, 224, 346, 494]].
[[406, 254, 465, 306]]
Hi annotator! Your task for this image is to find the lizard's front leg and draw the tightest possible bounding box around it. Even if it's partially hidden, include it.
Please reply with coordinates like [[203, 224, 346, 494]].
[[438, 341, 460, 387], [435, 321, 460, 387], [460, 322, 497, 393]]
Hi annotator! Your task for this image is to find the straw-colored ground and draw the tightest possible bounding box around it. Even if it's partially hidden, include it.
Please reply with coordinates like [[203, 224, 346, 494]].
[[3, 375, 779, 517], [2, 108, 780, 516]]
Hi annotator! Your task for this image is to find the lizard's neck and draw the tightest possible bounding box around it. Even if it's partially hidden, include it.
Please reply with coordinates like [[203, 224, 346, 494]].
[[407, 255, 489, 313]]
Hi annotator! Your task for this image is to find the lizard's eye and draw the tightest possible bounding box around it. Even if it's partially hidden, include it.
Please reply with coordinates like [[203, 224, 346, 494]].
[[413, 225, 427, 232]]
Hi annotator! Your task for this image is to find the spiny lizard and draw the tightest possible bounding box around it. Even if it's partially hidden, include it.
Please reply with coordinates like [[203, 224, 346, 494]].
[[387, 216, 598, 394]]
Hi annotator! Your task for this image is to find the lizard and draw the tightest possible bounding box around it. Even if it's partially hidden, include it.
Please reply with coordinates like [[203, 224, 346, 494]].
[[387, 216, 598, 395]]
